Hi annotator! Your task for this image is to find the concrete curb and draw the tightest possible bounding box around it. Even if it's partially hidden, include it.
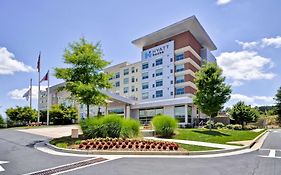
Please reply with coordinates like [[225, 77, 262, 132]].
[[45, 130, 268, 156]]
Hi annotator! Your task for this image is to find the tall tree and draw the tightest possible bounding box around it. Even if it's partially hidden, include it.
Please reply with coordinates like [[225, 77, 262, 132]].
[[6, 106, 37, 124], [55, 38, 112, 118], [193, 62, 232, 123], [230, 101, 259, 127], [275, 86, 281, 124]]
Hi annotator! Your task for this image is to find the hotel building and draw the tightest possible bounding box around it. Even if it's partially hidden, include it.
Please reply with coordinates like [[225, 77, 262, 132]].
[[41, 15, 217, 126]]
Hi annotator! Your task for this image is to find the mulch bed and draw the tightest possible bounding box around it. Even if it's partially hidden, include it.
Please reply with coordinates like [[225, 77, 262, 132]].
[[69, 138, 184, 152]]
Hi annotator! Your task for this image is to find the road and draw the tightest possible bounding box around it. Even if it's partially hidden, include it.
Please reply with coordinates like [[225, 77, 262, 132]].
[[0, 128, 280, 175]]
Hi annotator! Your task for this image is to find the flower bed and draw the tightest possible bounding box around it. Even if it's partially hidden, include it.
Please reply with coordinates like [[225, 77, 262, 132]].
[[69, 138, 181, 152]]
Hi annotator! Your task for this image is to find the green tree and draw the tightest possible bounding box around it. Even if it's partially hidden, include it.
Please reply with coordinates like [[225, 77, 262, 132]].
[[275, 86, 281, 124], [230, 101, 260, 127], [193, 62, 232, 126], [49, 104, 78, 125], [55, 38, 112, 118], [6, 106, 37, 125], [0, 114, 6, 128]]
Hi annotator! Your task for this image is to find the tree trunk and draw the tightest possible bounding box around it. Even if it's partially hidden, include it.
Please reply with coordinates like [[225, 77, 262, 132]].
[[86, 104, 90, 118], [208, 117, 212, 131]]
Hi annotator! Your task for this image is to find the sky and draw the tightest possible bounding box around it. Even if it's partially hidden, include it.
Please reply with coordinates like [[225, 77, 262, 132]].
[[0, 0, 281, 117]]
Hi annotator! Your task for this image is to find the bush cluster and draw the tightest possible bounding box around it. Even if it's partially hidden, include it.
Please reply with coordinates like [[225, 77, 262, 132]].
[[151, 114, 178, 138], [80, 114, 140, 138]]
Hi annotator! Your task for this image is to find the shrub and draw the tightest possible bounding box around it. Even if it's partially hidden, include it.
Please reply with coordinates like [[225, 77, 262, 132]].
[[214, 122, 225, 129], [226, 124, 234, 130], [0, 115, 6, 128], [120, 119, 140, 138], [152, 114, 178, 138], [233, 124, 242, 130], [243, 124, 258, 130], [101, 114, 123, 138], [205, 120, 215, 129]]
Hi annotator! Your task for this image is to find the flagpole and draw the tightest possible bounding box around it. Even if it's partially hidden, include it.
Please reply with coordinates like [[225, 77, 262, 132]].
[[37, 52, 41, 123], [47, 70, 50, 126], [30, 78, 32, 108]]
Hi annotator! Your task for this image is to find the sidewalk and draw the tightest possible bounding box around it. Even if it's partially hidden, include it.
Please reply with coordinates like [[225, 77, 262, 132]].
[[144, 137, 241, 149]]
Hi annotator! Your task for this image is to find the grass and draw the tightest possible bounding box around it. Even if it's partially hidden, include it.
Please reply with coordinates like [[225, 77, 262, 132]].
[[174, 128, 265, 145], [179, 144, 220, 151], [50, 135, 84, 148]]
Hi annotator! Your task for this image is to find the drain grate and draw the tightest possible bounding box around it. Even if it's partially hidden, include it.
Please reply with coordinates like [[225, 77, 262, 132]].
[[27, 158, 107, 175]]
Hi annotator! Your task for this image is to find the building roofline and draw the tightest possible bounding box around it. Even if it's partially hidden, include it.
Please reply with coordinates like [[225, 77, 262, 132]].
[[131, 16, 217, 51]]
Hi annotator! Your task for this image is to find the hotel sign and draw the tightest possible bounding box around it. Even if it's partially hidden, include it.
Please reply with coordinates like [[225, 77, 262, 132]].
[[142, 41, 174, 59]]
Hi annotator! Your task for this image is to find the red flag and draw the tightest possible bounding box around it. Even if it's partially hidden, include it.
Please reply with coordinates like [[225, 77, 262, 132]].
[[40, 70, 49, 82], [37, 52, 41, 72]]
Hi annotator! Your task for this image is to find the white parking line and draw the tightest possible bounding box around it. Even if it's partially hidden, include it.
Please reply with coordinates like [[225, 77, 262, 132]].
[[268, 150, 276, 158]]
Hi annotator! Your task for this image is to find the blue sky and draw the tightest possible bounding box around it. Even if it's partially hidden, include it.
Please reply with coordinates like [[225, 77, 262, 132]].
[[0, 0, 280, 116]]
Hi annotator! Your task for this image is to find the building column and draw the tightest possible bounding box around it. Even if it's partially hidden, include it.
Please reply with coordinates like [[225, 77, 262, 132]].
[[184, 104, 188, 124], [125, 104, 131, 119], [191, 105, 197, 127]]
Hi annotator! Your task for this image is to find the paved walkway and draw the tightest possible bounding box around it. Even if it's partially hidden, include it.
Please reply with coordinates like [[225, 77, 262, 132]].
[[144, 137, 241, 149], [18, 125, 82, 138]]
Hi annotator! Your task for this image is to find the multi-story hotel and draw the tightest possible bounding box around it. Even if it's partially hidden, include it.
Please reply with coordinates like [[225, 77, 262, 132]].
[[41, 15, 216, 126]]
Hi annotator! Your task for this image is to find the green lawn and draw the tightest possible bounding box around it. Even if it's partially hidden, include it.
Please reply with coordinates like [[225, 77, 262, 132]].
[[174, 128, 265, 145], [179, 144, 220, 151]]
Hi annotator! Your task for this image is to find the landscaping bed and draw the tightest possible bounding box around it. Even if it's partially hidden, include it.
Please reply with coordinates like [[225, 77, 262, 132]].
[[51, 137, 184, 152], [174, 128, 265, 145]]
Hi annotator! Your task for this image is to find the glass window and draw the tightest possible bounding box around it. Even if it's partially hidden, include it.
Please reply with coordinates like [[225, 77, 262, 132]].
[[156, 79, 163, 87], [115, 72, 120, 79], [142, 82, 149, 89], [175, 76, 185, 84], [156, 90, 163, 98], [123, 77, 129, 84], [175, 87, 185, 95], [155, 68, 163, 76], [123, 68, 129, 76], [175, 64, 185, 72], [142, 62, 149, 69], [131, 86, 135, 92], [175, 53, 184, 61], [142, 92, 149, 100], [142, 72, 149, 79], [108, 108, 124, 115], [156, 58, 163, 66], [115, 81, 120, 87], [123, 87, 128, 93], [175, 106, 186, 123], [109, 77, 113, 80], [188, 105, 192, 123], [131, 76, 135, 82], [131, 67, 135, 73]]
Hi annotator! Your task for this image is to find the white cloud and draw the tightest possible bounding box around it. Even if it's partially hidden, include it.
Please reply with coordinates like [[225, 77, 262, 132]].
[[216, 0, 232, 5], [226, 93, 275, 107], [261, 36, 281, 48], [8, 86, 47, 100], [217, 51, 275, 83], [235, 40, 259, 49], [230, 80, 243, 87], [0, 47, 35, 75]]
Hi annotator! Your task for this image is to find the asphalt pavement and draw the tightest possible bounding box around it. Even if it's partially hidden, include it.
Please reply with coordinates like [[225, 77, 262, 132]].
[[1, 128, 281, 175]]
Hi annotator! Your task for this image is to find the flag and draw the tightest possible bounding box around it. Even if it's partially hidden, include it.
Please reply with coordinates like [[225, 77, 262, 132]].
[[23, 89, 30, 101], [40, 70, 49, 82], [37, 52, 41, 72]]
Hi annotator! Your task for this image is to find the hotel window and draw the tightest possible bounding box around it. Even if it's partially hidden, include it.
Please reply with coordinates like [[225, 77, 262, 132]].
[[131, 67, 135, 73], [175, 53, 184, 61], [156, 58, 163, 66], [155, 68, 163, 76], [142, 82, 149, 89], [175, 64, 185, 72], [142, 62, 149, 69], [175, 87, 184, 95], [156, 90, 163, 98], [123, 87, 128, 93], [188, 105, 192, 123], [156, 79, 163, 87], [131, 86, 135, 92], [131, 76, 135, 82], [109, 77, 113, 80], [175, 106, 186, 123], [142, 92, 149, 100], [175, 75, 185, 84], [124, 68, 129, 76], [115, 81, 120, 87], [142, 72, 149, 79], [115, 72, 120, 79], [123, 77, 129, 84]]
